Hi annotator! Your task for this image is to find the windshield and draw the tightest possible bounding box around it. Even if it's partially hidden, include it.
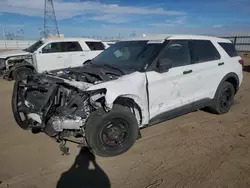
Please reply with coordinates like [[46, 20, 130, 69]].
[[91, 41, 163, 71], [25, 40, 44, 53]]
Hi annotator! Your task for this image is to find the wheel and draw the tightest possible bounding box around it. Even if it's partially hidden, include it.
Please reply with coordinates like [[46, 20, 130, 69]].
[[85, 104, 139, 157], [211, 82, 235, 114], [13, 67, 33, 81]]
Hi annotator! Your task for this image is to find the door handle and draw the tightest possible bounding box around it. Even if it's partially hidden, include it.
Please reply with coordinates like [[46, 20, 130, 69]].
[[183, 70, 193, 75], [218, 62, 224, 66], [57, 56, 63, 58]]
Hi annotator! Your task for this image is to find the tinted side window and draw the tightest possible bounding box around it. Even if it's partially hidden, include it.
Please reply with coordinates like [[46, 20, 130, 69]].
[[86, 42, 105, 51], [42, 42, 63, 53], [219, 42, 238, 57], [191, 40, 221, 63], [63, 42, 83, 52], [158, 40, 190, 68]]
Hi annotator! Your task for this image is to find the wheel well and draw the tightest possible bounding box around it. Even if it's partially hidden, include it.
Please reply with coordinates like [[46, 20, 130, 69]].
[[225, 77, 238, 92], [83, 60, 91, 65], [113, 97, 143, 125], [10, 66, 35, 78]]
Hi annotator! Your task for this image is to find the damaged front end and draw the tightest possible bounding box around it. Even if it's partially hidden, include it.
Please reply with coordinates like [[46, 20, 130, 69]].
[[12, 73, 107, 152], [0, 58, 6, 78], [1, 55, 33, 80]]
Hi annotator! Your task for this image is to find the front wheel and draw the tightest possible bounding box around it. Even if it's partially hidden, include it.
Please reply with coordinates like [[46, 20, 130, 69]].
[[211, 82, 235, 114], [85, 104, 139, 157], [12, 67, 33, 81]]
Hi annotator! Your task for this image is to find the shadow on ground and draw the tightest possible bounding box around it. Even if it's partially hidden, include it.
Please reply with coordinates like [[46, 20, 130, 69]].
[[57, 147, 110, 188]]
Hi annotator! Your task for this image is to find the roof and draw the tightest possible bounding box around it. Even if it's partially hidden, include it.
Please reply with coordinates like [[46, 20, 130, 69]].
[[121, 34, 231, 43], [41, 37, 101, 43]]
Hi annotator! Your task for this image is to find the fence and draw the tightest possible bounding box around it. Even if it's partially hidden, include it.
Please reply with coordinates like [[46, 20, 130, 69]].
[[0, 40, 36, 50], [220, 32, 250, 52]]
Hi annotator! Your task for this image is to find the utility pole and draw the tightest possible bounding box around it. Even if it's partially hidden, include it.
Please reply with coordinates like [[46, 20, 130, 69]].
[[1, 25, 5, 40], [131, 31, 136, 37], [44, 0, 60, 38]]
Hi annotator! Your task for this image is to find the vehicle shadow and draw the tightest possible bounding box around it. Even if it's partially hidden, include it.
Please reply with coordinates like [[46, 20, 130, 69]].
[[243, 65, 250, 73], [57, 147, 111, 188]]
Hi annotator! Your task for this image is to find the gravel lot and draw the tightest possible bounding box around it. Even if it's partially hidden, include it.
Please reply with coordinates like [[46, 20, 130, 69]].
[[0, 54, 250, 188]]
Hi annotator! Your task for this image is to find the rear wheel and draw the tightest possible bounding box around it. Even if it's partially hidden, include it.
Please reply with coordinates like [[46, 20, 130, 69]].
[[13, 67, 33, 81], [85, 104, 139, 157], [211, 81, 235, 114]]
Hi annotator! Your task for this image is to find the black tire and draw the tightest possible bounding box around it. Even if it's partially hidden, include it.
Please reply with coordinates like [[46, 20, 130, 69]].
[[85, 104, 139, 157], [211, 81, 235, 114], [12, 67, 33, 81]]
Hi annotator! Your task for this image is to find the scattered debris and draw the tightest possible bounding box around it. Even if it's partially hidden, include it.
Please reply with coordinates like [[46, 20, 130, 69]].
[[238, 133, 246, 138], [243, 110, 248, 115], [145, 179, 164, 188]]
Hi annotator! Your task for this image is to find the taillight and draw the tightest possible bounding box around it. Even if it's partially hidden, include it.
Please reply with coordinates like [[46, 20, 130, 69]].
[[239, 59, 244, 69]]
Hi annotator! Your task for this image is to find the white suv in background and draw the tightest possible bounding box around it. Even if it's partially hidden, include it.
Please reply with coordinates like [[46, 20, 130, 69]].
[[12, 34, 244, 157], [0, 38, 109, 80]]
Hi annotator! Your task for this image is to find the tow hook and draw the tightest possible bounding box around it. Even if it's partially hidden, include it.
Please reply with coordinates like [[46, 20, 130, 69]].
[[59, 140, 70, 155], [59, 137, 88, 155]]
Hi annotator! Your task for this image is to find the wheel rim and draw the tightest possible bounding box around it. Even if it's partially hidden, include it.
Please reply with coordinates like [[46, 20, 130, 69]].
[[219, 88, 233, 110], [18, 71, 29, 80], [100, 119, 129, 147]]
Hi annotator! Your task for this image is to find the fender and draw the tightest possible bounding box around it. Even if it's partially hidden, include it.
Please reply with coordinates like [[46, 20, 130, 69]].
[[113, 94, 149, 126], [214, 72, 239, 98]]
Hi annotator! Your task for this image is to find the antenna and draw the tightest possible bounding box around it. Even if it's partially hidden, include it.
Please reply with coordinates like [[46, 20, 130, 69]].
[[44, 0, 60, 38]]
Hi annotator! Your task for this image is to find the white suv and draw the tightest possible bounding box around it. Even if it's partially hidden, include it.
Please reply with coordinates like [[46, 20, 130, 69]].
[[12, 34, 243, 157], [0, 38, 109, 80]]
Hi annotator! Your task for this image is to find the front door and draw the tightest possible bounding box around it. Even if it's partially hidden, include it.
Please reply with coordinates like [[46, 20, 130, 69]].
[[146, 40, 198, 119], [36, 42, 69, 73]]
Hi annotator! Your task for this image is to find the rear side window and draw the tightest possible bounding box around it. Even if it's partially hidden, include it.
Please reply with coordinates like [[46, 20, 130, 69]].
[[62, 42, 83, 52], [219, 43, 238, 57], [191, 40, 221, 63], [86, 42, 105, 51]]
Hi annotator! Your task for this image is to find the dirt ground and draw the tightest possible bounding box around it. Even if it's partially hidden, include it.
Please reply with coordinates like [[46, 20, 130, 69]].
[[1, 56, 250, 188]]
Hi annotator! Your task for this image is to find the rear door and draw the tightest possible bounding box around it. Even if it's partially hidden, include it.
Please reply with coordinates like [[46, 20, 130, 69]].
[[189, 40, 223, 101], [146, 40, 198, 119], [84, 41, 106, 63], [62, 41, 85, 67]]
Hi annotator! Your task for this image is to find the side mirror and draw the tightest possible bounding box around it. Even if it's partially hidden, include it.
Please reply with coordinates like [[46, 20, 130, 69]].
[[156, 59, 172, 72]]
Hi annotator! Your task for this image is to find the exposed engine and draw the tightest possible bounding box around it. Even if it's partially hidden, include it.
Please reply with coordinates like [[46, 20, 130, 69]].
[[12, 64, 123, 145]]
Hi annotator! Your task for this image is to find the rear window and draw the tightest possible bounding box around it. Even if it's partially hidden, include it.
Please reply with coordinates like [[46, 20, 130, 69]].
[[191, 40, 221, 63], [86, 42, 105, 51], [219, 43, 238, 57]]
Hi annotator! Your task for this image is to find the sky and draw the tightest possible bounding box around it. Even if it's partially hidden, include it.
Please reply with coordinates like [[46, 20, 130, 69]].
[[0, 0, 249, 39]]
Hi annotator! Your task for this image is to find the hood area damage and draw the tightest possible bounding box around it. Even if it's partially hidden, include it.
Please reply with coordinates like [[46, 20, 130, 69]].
[[12, 64, 148, 153]]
